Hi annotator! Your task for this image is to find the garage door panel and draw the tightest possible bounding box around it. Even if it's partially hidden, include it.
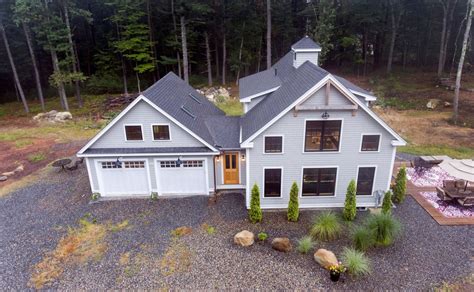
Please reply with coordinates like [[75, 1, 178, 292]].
[[156, 159, 207, 195], [98, 160, 150, 196]]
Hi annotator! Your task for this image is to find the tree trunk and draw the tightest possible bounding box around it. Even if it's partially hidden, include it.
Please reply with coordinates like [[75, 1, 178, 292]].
[[23, 22, 45, 111], [147, 0, 159, 81], [205, 31, 213, 87], [171, 0, 182, 78], [387, 0, 402, 74], [453, 0, 474, 123], [235, 23, 245, 85], [442, 0, 458, 71], [222, 33, 226, 85], [51, 50, 69, 111], [180, 16, 189, 84], [121, 56, 128, 96], [215, 40, 220, 80], [136, 70, 141, 93], [257, 34, 262, 72], [62, 0, 83, 107], [266, 0, 272, 69], [1, 21, 29, 113], [438, 0, 458, 76]]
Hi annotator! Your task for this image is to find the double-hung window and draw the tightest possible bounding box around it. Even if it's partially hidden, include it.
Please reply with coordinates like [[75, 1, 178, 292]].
[[356, 167, 376, 196], [264, 168, 282, 197], [152, 125, 170, 141], [361, 135, 380, 151], [264, 136, 283, 153], [124, 125, 143, 141]]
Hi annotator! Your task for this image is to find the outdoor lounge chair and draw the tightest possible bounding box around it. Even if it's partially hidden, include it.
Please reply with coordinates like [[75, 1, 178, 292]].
[[436, 187, 452, 201], [457, 197, 474, 207]]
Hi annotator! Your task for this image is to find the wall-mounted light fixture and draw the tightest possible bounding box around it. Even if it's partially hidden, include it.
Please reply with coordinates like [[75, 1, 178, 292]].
[[176, 157, 182, 167], [241, 153, 246, 161], [114, 157, 122, 168], [216, 155, 220, 162], [321, 111, 330, 119]]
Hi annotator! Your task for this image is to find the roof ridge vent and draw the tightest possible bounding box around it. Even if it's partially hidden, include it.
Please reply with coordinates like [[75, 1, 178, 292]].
[[181, 105, 196, 119], [188, 92, 202, 104]]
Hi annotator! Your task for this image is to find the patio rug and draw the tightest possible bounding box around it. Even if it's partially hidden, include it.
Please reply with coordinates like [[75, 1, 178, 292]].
[[419, 192, 474, 218], [407, 167, 455, 188]]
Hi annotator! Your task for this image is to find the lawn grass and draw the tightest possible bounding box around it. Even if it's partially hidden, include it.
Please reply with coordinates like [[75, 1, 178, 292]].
[[215, 98, 243, 116], [28, 152, 47, 163], [398, 144, 474, 159]]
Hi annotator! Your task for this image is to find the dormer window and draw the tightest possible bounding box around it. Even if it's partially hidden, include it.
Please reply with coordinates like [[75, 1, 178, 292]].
[[124, 125, 143, 141]]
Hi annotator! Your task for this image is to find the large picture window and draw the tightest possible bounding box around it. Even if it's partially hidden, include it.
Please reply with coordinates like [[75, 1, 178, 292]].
[[152, 125, 170, 140], [264, 136, 283, 153], [124, 125, 143, 141], [264, 168, 282, 197], [361, 135, 380, 151], [304, 120, 341, 152], [302, 168, 337, 196], [357, 167, 376, 196]]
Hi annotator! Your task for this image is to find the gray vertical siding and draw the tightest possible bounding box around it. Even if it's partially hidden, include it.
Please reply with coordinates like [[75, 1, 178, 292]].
[[247, 86, 396, 209], [91, 100, 205, 148]]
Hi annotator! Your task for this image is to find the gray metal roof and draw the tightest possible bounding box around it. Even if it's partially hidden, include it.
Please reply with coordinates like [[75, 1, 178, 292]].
[[84, 147, 213, 155], [142, 72, 225, 149], [291, 36, 321, 50], [204, 116, 241, 149], [239, 68, 281, 99]]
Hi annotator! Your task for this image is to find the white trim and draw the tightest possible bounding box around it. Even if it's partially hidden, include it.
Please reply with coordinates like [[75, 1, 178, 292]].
[[78, 152, 219, 158], [245, 148, 250, 208], [150, 123, 172, 141], [123, 124, 144, 142], [263, 135, 284, 154], [240, 74, 406, 147], [216, 184, 246, 190], [85, 158, 99, 193], [299, 166, 339, 198], [355, 165, 378, 197], [302, 118, 343, 154], [387, 147, 397, 189], [78, 95, 218, 155], [240, 86, 280, 102], [243, 102, 248, 113], [350, 90, 377, 101], [359, 133, 382, 153], [291, 48, 322, 52], [262, 167, 284, 199], [258, 202, 378, 209]]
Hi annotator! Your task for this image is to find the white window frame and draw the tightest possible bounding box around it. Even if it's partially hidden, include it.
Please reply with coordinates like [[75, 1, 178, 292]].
[[359, 133, 382, 153], [263, 135, 284, 154], [151, 123, 172, 141], [302, 118, 344, 154], [123, 124, 144, 142], [262, 167, 283, 199], [355, 165, 378, 196], [300, 166, 339, 198]]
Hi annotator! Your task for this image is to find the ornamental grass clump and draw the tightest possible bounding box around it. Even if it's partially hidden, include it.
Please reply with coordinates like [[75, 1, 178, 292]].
[[381, 190, 393, 215], [310, 211, 342, 241], [287, 182, 299, 222], [352, 225, 376, 251], [366, 213, 401, 246], [249, 184, 263, 223], [341, 247, 371, 277], [342, 180, 357, 221], [296, 235, 314, 254], [393, 167, 407, 203]]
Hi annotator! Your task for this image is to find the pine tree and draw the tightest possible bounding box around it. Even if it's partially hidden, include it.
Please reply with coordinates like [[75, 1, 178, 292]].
[[343, 179, 357, 221], [382, 190, 393, 215], [287, 182, 299, 222], [249, 183, 262, 223], [393, 167, 407, 203]]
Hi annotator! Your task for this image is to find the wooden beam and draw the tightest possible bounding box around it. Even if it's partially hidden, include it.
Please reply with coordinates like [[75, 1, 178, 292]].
[[325, 81, 330, 105], [295, 104, 358, 111], [293, 107, 298, 117]]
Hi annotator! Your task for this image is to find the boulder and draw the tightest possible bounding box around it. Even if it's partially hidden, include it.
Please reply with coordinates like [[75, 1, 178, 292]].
[[0, 176, 7, 182], [54, 112, 73, 122], [1, 171, 15, 177], [217, 87, 230, 98], [14, 165, 24, 173], [426, 99, 441, 109], [271, 237, 292, 252], [234, 230, 254, 247], [314, 249, 338, 269]]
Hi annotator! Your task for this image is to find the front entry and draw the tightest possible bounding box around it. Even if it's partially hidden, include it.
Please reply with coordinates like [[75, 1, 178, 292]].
[[223, 152, 239, 184]]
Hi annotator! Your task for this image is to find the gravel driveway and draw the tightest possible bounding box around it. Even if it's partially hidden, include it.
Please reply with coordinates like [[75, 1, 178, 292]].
[[0, 167, 472, 290]]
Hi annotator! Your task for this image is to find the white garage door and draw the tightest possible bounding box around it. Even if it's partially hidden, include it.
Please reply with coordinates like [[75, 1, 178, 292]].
[[156, 159, 207, 195], [98, 160, 150, 196]]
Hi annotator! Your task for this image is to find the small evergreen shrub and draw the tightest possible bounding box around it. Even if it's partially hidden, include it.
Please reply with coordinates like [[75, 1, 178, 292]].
[[393, 167, 407, 203], [310, 211, 342, 241], [352, 225, 376, 251], [381, 190, 393, 215], [91, 192, 100, 201], [296, 235, 314, 254], [257, 232, 268, 241], [151, 192, 158, 200], [366, 213, 401, 246], [343, 179, 357, 221], [287, 182, 299, 222], [249, 184, 263, 223], [341, 247, 371, 277]]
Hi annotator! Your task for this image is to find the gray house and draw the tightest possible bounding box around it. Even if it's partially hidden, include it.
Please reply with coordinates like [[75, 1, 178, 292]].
[[78, 36, 406, 209]]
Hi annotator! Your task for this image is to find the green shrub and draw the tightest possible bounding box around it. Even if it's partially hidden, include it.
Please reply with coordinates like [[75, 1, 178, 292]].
[[28, 152, 46, 163], [343, 179, 357, 221], [91, 193, 100, 201], [310, 211, 342, 241], [382, 190, 393, 215], [296, 235, 314, 254], [287, 182, 299, 222], [352, 225, 375, 251], [341, 247, 371, 277], [366, 213, 401, 246], [249, 184, 263, 223], [151, 192, 158, 200], [393, 167, 407, 203], [257, 232, 268, 241], [85, 74, 123, 94]]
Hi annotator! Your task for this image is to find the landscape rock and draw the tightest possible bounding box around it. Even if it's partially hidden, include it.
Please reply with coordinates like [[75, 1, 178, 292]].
[[54, 112, 73, 122], [234, 230, 254, 247], [198, 86, 232, 101], [1, 171, 15, 177], [0, 176, 7, 182], [14, 165, 24, 173], [444, 101, 451, 107], [314, 249, 338, 269], [426, 99, 441, 109], [33, 110, 72, 122], [271, 237, 292, 252]]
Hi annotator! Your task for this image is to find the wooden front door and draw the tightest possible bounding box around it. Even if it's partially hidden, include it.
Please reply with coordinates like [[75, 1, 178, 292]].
[[223, 152, 239, 184]]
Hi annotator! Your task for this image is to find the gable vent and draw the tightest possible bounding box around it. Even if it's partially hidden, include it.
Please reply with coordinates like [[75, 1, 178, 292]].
[[188, 93, 202, 104], [181, 105, 196, 119]]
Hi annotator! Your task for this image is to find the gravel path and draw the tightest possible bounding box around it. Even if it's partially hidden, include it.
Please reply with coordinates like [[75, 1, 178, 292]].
[[0, 166, 472, 290]]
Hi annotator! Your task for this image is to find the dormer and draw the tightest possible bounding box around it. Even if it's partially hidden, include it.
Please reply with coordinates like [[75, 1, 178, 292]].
[[291, 36, 322, 68]]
